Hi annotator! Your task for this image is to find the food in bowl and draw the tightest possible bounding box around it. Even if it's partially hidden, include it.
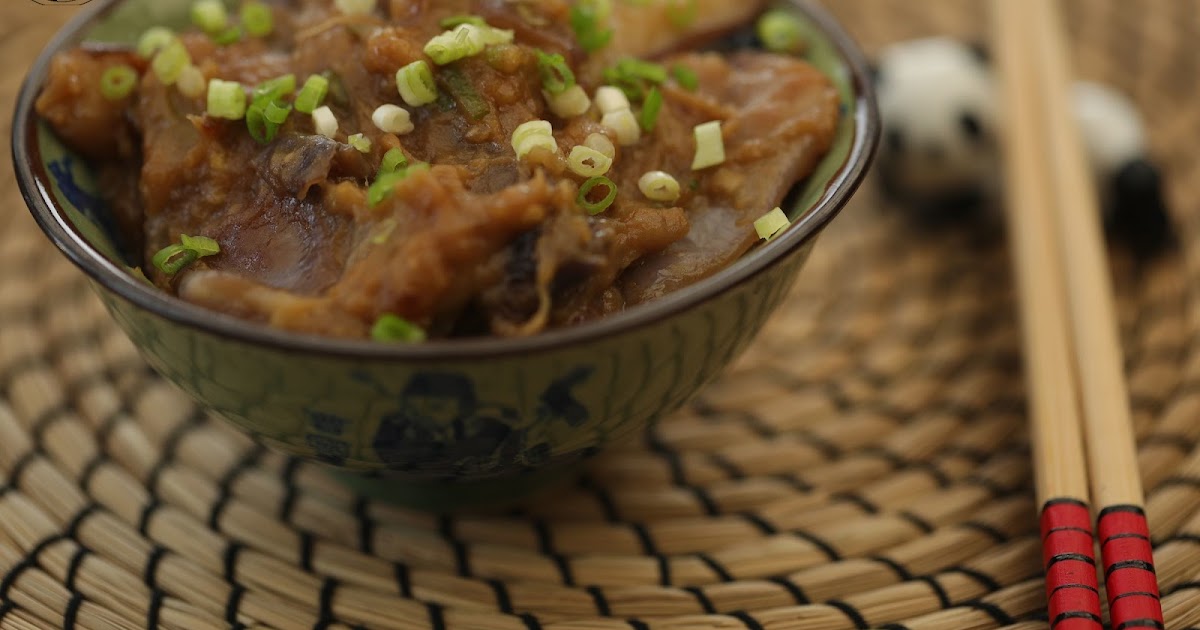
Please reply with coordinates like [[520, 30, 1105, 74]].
[[35, 0, 840, 341]]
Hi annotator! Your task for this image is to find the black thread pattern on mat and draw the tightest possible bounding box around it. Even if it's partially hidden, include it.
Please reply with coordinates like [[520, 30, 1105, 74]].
[[427, 602, 446, 630], [827, 599, 870, 629], [690, 485, 721, 516], [143, 409, 206, 496], [626, 619, 650, 630], [898, 510, 936, 533], [741, 513, 778, 535], [0, 601, 11, 625], [695, 552, 734, 582], [317, 577, 339, 627], [6, 449, 37, 490], [871, 555, 913, 580], [730, 610, 766, 630], [143, 545, 167, 588], [146, 590, 164, 629], [223, 541, 243, 583], [630, 522, 657, 556], [393, 563, 412, 598], [793, 530, 840, 560], [683, 585, 716, 613], [209, 446, 266, 531], [550, 551, 575, 586], [77, 454, 106, 492], [705, 452, 746, 479], [949, 567, 1002, 592], [355, 497, 374, 555], [646, 431, 687, 486], [277, 457, 302, 522], [137, 498, 161, 536], [298, 531, 315, 573], [768, 576, 809, 604], [62, 592, 82, 630], [64, 546, 89, 592], [519, 612, 542, 630], [655, 553, 672, 586], [960, 600, 1015, 626], [587, 585, 612, 616], [487, 579, 514, 614], [577, 476, 621, 522], [224, 584, 245, 628], [918, 576, 952, 609], [962, 520, 1010, 543]]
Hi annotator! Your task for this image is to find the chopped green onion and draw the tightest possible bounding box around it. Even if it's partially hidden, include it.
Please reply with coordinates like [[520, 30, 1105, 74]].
[[601, 109, 640, 146], [372, 104, 414, 134], [368, 163, 428, 207], [441, 67, 490, 120], [294, 74, 329, 114], [151, 244, 198, 276], [334, 0, 376, 15], [536, 50, 576, 95], [380, 148, 408, 174], [191, 0, 229, 34], [639, 86, 662, 132], [254, 74, 296, 101], [568, 145, 613, 178], [754, 207, 790, 240], [691, 120, 725, 170], [241, 2, 274, 37], [312, 105, 338, 138], [613, 58, 668, 85], [395, 61, 438, 107], [151, 39, 190, 86], [577, 176, 618, 215], [100, 65, 138, 101], [137, 27, 175, 59], [440, 15, 486, 28], [569, 3, 613, 53], [594, 86, 630, 115], [179, 234, 220, 256], [665, 0, 698, 28], [638, 170, 680, 202], [263, 100, 291, 124], [672, 64, 698, 91], [177, 65, 206, 98], [212, 25, 243, 45], [584, 132, 615, 159], [371, 314, 427, 343], [512, 120, 557, 159], [206, 79, 247, 120], [757, 10, 806, 55], [348, 133, 372, 153], [152, 234, 220, 276], [425, 24, 488, 65], [546, 85, 591, 118]]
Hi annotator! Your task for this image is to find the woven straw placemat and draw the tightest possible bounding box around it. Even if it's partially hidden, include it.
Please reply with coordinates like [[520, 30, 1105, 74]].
[[4, 1, 1200, 628]]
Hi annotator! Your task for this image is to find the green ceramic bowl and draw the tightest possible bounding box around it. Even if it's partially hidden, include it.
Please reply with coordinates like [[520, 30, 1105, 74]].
[[14, 0, 877, 508]]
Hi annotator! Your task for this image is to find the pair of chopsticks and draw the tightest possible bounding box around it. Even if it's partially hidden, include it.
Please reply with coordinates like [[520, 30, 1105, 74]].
[[989, 1, 1165, 629]]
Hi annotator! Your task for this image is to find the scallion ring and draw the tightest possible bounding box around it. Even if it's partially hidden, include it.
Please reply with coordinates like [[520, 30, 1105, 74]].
[[151, 244, 198, 276], [536, 50, 575, 95], [151, 39, 190, 86], [137, 27, 175, 59], [190, 0, 229, 34], [241, 2, 274, 37], [691, 120, 725, 170], [348, 133, 372, 153], [757, 10, 806, 55], [639, 86, 662, 133], [638, 170, 681, 202], [568, 145, 613, 178], [100, 65, 138, 101], [206, 79, 247, 120], [672, 64, 699, 91], [380, 147, 408, 174], [371, 314, 427, 343], [440, 15, 487, 28], [577, 176, 618, 215], [754, 207, 790, 240], [179, 234, 220, 256], [396, 61, 438, 107], [294, 74, 329, 114], [568, 3, 613, 53]]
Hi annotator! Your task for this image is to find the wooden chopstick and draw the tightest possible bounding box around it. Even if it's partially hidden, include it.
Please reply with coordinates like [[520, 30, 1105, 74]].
[[1026, 2, 1166, 628], [988, 2, 1105, 628], [991, 0, 1166, 628]]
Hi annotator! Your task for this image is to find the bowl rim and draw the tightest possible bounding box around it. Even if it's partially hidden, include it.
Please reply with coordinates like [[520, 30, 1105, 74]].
[[13, 0, 879, 362]]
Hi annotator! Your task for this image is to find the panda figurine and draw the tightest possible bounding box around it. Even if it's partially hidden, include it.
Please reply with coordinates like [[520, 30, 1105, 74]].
[[874, 37, 1173, 257]]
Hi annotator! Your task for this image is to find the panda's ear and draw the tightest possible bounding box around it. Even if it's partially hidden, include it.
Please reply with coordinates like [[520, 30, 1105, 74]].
[[966, 41, 991, 66]]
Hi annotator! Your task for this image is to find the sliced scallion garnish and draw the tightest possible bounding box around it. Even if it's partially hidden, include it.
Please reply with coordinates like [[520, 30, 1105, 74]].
[[254, 74, 296, 101], [754, 207, 790, 240], [577, 176, 618, 215], [569, 2, 613, 53], [151, 39, 190, 86], [348, 133, 372, 153], [151, 245, 198, 276], [395, 61, 438, 107], [536, 50, 576, 95], [190, 0, 229, 34], [100, 65, 138, 101], [137, 27, 175, 59], [371, 314, 427, 343], [177, 65, 206, 98], [179, 234, 220, 256], [425, 24, 488, 65], [666, 0, 699, 28], [441, 67, 490, 120], [440, 15, 487, 28], [294, 75, 329, 114], [212, 25, 243, 46], [546, 84, 591, 118], [312, 106, 338, 138], [601, 108, 640, 146], [757, 10, 806, 55], [691, 120, 725, 170], [380, 148, 408, 174], [372, 104, 414, 134], [511, 120, 557, 159], [568, 145, 613, 178], [639, 86, 662, 133], [368, 163, 429, 207], [206, 79, 247, 120], [672, 64, 698, 91], [638, 170, 681, 202], [334, 0, 376, 15], [241, 2, 274, 37]]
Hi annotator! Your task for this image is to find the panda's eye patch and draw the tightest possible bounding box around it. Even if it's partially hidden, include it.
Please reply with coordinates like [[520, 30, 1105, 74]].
[[960, 112, 984, 142], [886, 128, 906, 154]]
